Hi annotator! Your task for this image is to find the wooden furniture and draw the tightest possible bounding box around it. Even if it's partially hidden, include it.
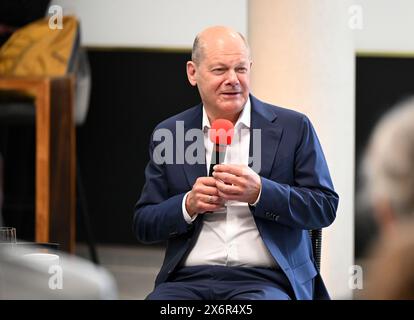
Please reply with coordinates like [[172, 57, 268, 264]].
[[0, 75, 76, 252]]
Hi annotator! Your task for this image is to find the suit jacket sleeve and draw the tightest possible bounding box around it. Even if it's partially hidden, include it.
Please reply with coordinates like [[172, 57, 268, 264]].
[[252, 115, 339, 230], [133, 134, 190, 244]]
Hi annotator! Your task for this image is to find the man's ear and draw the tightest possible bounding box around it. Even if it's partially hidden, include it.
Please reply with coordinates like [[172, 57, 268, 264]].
[[186, 61, 197, 86]]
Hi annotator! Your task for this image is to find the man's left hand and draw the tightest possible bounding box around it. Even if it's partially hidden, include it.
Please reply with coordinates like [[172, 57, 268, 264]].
[[212, 164, 261, 204]]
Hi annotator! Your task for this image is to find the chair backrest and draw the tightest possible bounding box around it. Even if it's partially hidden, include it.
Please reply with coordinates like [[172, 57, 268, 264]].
[[309, 229, 322, 271], [0, 16, 79, 77], [0, 16, 91, 125]]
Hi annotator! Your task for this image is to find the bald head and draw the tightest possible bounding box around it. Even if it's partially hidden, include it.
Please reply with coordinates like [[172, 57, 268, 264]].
[[186, 26, 251, 123], [191, 26, 250, 65]]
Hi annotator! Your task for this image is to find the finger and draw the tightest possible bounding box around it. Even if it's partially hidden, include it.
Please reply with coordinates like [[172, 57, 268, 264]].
[[197, 176, 219, 187], [213, 164, 245, 176], [217, 189, 240, 201], [203, 195, 223, 204], [194, 184, 219, 196], [215, 179, 242, 195], [212, 171, 241, 185]]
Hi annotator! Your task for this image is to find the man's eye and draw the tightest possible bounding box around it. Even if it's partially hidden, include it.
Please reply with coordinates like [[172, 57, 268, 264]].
[[237, 68, 247, 73], [212, 68, 225, 74]]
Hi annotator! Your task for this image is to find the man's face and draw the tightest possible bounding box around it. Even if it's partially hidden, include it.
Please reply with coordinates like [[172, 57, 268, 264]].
[[187, 36, 251, 121]]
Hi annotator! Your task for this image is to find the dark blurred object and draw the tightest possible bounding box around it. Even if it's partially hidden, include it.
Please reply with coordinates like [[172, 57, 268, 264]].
[[354, 196, 379, 259], [0, 0, 51, 46], [308, 229, 322, 271], [0, 153, 3, 227], [0, 91, 35, 123], [78, 50, 199, 244]]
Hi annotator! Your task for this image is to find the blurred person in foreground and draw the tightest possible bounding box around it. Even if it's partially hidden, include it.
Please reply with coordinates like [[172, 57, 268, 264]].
[[133, 26, 338, 300], [359, 97, 414, 299], [362, 221, 414, 299]]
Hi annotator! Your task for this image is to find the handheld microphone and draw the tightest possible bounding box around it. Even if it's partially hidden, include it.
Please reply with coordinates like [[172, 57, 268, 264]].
[[208, 119, 234, 176]]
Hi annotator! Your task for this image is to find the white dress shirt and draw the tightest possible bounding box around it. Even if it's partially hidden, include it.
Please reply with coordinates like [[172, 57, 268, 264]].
[[181, 98, 278, 268]]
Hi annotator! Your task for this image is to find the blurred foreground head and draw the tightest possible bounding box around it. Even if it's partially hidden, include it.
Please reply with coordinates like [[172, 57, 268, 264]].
[[362, 97, 414, 234], [359, 98, 414, 300]]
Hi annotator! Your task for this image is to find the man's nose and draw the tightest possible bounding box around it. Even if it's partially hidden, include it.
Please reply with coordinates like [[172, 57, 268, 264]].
[[225, 69, 239, 86]]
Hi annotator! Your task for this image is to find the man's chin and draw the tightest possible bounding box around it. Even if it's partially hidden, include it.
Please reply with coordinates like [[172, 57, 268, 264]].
[[219, 102, 245, 113], [218, 96, 246, 107]]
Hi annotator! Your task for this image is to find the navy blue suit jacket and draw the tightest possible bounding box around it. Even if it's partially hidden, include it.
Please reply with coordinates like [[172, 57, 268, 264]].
[[133, 95, 339, 300]]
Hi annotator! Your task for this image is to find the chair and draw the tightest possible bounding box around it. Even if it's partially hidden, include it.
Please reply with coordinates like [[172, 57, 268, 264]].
[[309, 229, 322, 271], [0, 17, 98, 262], [0, 76, 76, 253]]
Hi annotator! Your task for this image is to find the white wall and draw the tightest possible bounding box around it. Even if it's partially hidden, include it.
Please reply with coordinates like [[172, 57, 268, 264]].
[[354, 0, 414, 54], [52, 0, 414, 53], [51, 0, 247, 48]]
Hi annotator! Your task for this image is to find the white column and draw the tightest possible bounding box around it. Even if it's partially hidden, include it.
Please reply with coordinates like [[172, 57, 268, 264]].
[[249, 0, 355, 299]]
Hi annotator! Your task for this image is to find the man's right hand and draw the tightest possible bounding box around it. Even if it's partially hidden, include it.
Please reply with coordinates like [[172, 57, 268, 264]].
[[185, 177, 225, 217]]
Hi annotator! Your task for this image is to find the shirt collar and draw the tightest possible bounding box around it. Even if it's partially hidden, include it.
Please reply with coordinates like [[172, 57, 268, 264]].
[[202, 97, 251, 131]]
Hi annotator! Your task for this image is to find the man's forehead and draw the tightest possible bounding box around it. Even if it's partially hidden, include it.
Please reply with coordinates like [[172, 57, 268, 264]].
[[201, 35, 246, 50], [202, 41, 249, 57], [206, 54, 249, 65], [204, 47, 249, 61], [194, 27, 250, 65]]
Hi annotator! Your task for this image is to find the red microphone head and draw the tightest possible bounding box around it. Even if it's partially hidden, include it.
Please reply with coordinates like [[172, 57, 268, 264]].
[[209, 119, 234, 145]]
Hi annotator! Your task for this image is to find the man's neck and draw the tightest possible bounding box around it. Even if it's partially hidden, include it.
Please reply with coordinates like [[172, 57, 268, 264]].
[[207, 113, 240, 126]]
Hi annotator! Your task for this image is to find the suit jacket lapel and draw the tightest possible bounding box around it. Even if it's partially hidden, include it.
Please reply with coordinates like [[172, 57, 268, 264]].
[[249, 95, 284, 178]]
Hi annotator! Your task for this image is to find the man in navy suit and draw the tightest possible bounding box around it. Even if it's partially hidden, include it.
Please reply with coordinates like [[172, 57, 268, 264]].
[[133, 26, 339, 300]]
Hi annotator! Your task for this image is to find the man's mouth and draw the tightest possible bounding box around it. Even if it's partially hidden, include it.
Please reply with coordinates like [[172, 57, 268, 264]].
[[221, 92, 241, 96]]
